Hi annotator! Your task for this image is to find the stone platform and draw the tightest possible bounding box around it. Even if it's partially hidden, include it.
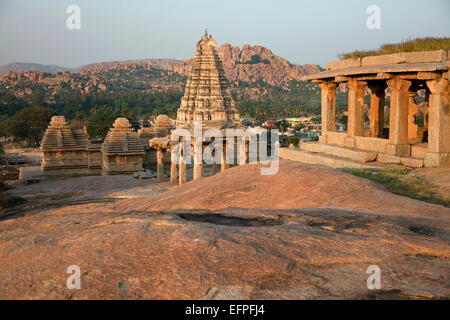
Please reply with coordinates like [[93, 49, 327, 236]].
[[280, 147, 384, 169], [280, 141, 426, 169]]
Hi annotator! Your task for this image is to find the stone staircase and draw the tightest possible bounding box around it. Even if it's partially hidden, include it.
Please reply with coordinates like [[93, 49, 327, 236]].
[[280, 142, 425, 169]]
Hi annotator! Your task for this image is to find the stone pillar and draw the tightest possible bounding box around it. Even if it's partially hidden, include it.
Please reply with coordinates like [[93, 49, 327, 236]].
[[244, 139, 249, 163], [346, 80, 366, 147], [193, 130, 203, 180], [179, 149, 186, 185], [211, 150, 218, 175], [368, 82, 385, 138], [386, 78, 411, 156], [156, 148, 164, 182], [221, 140, 229, 171], [170, 148, 177, 184], [425, 78, 449, 167], [424, 90, 430, 129], [238, 137, 246, 165], [408, 91, 419, 143], [318, 81, 337, 143]]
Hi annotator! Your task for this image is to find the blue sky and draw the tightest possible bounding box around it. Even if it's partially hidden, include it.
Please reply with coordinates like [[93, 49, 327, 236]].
[[0, 0, 449, 68]]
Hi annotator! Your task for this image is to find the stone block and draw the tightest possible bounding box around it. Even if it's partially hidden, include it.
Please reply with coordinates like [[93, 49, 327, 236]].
[[400, 157, 424, 168], [424, 152, 450, 167], [326, 58, 361, 70], [377, 153, 424, 167], [385, 143, 411, 157], [325, 132, 347, 146], [376, 153, 401, 164], [279, 148, 381, 169], [405, 50, 447, 63], [411, 143, 428, 159], [300, 142, 377, 162], [361, 53, 406, 66]]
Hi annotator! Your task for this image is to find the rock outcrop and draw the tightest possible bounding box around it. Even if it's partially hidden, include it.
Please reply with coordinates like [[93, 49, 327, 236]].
[[0, 161, 448, 299], [171, 43, 321, 87]]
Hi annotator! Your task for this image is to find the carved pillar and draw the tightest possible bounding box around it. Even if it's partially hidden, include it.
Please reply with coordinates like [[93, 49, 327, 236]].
[[425, 78, 450, 167], [179, 148, 186, 185], [170, 147, 177, 184], [221, 140, 229, 171], [156, 148, 164, 182], [368, 82, 386, 138], [424, 90, 430, 129], [347, 80, 366, 146], [211, 149, 218, 175], [386, 78, 411, 156], [408, 91, 419, 143], [244, 139, 249, 163], [238, 137, 246, 165], [193, 138, 203, 180], [318, 81, 337, 143]]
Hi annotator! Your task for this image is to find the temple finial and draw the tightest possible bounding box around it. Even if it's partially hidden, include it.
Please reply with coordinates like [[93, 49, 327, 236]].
[[204, 28, 208, 37]]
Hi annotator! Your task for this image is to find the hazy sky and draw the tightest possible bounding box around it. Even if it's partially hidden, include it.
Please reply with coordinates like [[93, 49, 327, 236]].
[[0, 0, 449, 68]]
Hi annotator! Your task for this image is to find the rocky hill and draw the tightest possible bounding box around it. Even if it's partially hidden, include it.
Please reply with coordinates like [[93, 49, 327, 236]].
[[78, 59, 181, 72], [0, 43, 320, 90], [0, 62, 76, 76], [170, 43, 320, 87]]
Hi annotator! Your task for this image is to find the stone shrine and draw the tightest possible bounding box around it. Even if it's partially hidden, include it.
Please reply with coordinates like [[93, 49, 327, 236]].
[[101, 118, 145, 175], [40, 116, 102, 174]]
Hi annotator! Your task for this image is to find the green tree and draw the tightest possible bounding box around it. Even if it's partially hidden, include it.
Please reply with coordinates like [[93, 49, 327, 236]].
[[275, 120, 290, 136], [4, 106, 56, 146], [87, 105, 117, 140]]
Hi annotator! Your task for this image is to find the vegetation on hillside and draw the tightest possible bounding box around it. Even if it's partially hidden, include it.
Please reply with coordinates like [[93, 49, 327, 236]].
[[346, 166, 449, 207], [338, 37, 450, 60], [0, 73, 327, 144]]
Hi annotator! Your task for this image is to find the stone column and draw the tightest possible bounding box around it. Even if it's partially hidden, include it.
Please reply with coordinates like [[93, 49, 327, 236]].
[[193, 137, 203, 180], [221, 140, 229, 171], [156, 148, 164, 182], [244, 139, 249, 163], [318, 81, 337, 143], [368, 82, 386, 138], [425, 78, 449, 167], [346, 79, 366, 147], [211, 149, 218, 175], [179, 148, 186, 185], [386, 78, 411, 156], [238, 137, 246, 165], [170, 148, 177, 184], [408, 91, 419, 143]]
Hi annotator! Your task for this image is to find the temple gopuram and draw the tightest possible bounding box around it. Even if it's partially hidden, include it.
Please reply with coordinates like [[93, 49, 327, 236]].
[[176, 30, 240, 131], [296, 50, 449, 168]]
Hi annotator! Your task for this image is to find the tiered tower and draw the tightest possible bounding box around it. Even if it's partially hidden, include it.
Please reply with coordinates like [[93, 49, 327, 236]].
[[41, 116, 88, 150], [40, 116, 101, 174], [176, 30, 240, 130], [102, 118, 145, 175]]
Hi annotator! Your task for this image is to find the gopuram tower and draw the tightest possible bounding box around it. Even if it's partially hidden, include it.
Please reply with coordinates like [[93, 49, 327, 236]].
[[176, 30, 240, 130]]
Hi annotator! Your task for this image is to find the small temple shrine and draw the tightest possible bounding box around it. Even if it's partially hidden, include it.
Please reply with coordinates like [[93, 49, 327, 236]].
[[101, 118, 145, 175], [40, 116, 102, 174]]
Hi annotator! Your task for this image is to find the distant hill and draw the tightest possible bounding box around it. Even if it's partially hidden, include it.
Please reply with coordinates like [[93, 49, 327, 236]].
[[1, 43, 320, 87], [169, 43, 320, 86], [0, 62, 77, 76], [78, 59, 182, 72]]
